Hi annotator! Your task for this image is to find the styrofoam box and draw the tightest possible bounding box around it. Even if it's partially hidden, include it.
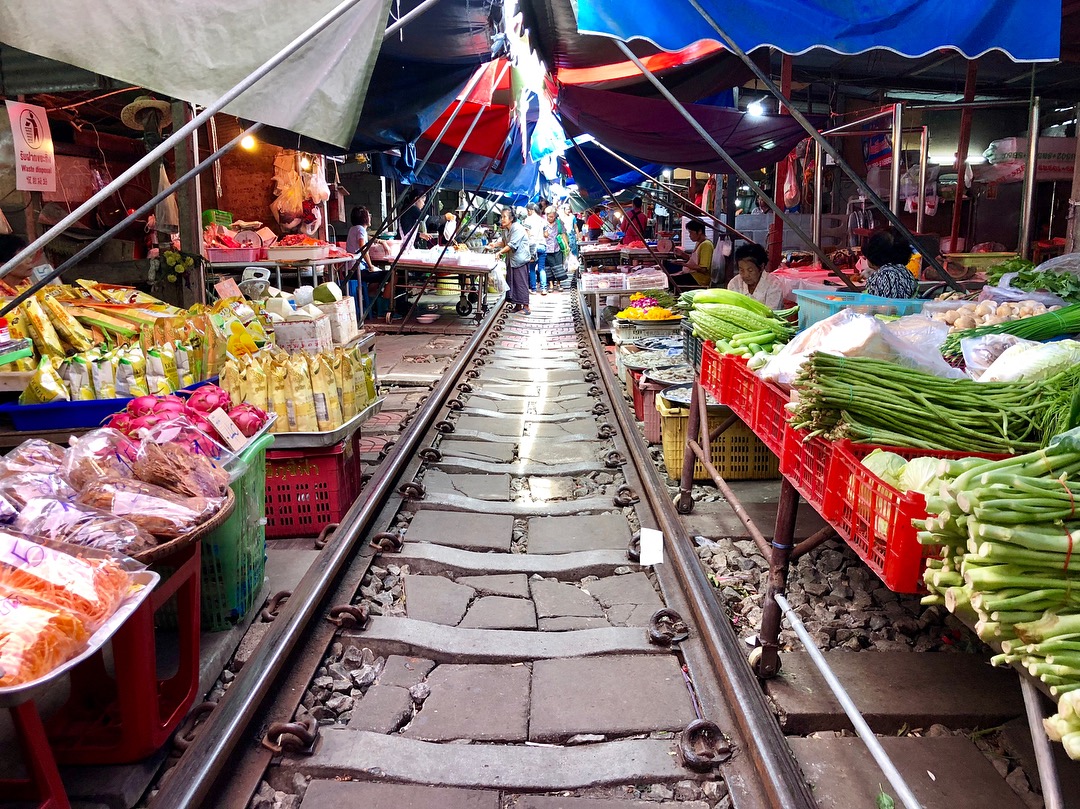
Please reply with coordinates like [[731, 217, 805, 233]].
[[275, 315, 334, 355], [316, 298, 360, 344]]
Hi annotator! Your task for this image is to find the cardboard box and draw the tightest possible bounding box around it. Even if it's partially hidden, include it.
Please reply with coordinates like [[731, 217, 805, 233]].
[[316, 297, 360, 344], [274, 315, 333, 355]]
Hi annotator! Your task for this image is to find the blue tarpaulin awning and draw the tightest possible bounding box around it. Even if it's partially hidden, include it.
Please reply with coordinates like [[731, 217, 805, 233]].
[[578, 0, 1062, 62]]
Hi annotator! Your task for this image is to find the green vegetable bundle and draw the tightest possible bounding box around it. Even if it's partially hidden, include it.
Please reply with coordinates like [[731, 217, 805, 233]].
[[790, 352, 1080, 454], [680, 289, 795, 368], [942, 302, 1080, 363], [986, 258, 1080, 303], [918, 431, 1080, 758]]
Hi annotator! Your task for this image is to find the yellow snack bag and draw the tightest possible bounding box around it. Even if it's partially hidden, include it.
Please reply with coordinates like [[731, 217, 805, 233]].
[[219, 357, 246, 406], [174, 340, 194, 387], [20, 356, 70, 404], [61, 354, 95, 400], [3, 307, 36, 371], [266, 355, 290, 433], [244, 354, 269, 414], [285, 354, 318, 432], [146, 344, 179, 395], [39, 293, 94, 352], [91, 349, 118, 399], [308, 353, 343, 432], [22, 298, 65, 358], [226, 320, 259, 357], [360, 352, 377, 403], [350, 346, 368, 411], [115, 345, 148, 397], [333, 349, 355, 420]]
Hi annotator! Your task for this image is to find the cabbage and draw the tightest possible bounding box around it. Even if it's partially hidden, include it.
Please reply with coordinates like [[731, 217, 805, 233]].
[[979, 339, 1080, 383], [897, 456, 942, 497], [860, 449, 907, 489]]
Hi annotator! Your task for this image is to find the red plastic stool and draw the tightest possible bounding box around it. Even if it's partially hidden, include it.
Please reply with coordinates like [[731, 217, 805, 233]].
[[45, 541, 202, 764], [1, 701, 71, 808]]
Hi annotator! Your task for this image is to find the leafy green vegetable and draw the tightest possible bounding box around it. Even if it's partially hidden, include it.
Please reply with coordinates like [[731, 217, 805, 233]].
[[986, 258, 1080, 302], [876, 788, 895, 809]]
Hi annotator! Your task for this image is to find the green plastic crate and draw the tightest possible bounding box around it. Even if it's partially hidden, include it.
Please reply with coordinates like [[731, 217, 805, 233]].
[[202, 208, 233, 227], [200, 433, 274, 631]]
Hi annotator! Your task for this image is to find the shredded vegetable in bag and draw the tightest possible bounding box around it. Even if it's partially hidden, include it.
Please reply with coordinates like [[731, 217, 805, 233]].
[[0, 473, 77, 509], [0, 530, 131, 632], [132, 440, 229, 499], [1, 440, 66, 476], [60, 428, 136, 491], [0, 593, 89, 687]]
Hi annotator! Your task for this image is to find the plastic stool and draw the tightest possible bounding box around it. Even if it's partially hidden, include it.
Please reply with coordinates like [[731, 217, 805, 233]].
[[1, 701, 71, 808], [46, 541, 202, 764]]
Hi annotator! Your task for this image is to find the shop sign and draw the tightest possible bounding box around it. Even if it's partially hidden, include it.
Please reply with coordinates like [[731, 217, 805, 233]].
[[5, 102, 56, 192]]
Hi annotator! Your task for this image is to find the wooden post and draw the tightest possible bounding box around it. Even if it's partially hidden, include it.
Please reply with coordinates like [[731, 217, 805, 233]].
[[768, 54, 793, 268], [172, 102, 205, 307], [949, 61, 978, 252]]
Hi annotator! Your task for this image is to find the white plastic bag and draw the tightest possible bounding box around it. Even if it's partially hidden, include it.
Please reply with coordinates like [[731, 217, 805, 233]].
[[980, 273, 1066, 308], [961, 334, 1033, 380]]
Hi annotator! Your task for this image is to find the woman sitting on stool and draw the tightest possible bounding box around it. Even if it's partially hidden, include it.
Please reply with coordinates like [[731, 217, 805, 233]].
[[727, 242, 784, 309], [664, 219, 713, 287]]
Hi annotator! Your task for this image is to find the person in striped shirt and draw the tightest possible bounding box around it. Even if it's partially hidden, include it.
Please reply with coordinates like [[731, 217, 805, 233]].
[[863, 228, 918, 299]]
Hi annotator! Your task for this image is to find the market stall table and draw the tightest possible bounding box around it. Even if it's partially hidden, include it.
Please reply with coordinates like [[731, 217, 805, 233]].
[[206, 255, 356, 291], [379, 251, 497, 323]]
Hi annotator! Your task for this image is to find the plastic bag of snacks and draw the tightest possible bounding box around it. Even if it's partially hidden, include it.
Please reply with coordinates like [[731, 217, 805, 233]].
[[60, 428, 137, 492], [15, 497, 157, 556], [132, 440, 229, 499], [0, 588, 89, 687], [77, 478, 223, 538], [0, 473, 77, 509], [0, 440, 66, 477], [0, 530, 132, 632]]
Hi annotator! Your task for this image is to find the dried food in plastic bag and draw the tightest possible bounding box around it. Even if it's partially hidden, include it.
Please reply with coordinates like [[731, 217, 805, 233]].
[[133, 440, 228, 498], [77, 479, 222, 538], [1, 439, 66, 477], [138, 414, 236, 468], [0, 473, 76, 509], [60, 428, 137, 491], [15, 497, 157, 556], [0, 592, 89, 687], [0, 530, 132, 632]]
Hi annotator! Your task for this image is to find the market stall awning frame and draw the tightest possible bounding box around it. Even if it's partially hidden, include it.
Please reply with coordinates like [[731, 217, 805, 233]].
[[577, 0, 1062, 62]]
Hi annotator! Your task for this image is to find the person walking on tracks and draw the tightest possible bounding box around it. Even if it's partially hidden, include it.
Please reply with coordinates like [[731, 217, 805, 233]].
[[493, 207, 532, 314]]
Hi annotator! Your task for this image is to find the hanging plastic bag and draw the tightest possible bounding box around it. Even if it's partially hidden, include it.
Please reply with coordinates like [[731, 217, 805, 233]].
[[155, 164, 180, 234]]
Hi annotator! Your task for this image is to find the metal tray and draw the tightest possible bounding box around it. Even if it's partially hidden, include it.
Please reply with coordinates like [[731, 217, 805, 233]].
[[268, 398, 383, 449], [0, 569, 160, 707], [658, 382, 722, 409], [633, 335, 684, 352]]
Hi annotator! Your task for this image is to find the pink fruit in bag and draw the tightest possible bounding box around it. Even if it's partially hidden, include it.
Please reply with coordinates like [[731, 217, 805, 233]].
[[186, 384, 231, 413]]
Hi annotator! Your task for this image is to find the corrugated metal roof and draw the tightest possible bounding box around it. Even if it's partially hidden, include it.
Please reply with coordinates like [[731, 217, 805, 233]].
[[0, 45, 120, 96]]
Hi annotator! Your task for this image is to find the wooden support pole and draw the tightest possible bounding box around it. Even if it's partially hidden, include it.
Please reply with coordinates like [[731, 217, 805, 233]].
[[949, 60, 978, 252]]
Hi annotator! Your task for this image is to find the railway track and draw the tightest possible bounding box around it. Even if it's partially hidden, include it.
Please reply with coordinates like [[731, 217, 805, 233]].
[[149, 292, 817, 809]]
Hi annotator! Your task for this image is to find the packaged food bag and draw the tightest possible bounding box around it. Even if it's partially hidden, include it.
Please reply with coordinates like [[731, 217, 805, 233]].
[[308, 353, 343, 432], [285, 354, 318, 431]]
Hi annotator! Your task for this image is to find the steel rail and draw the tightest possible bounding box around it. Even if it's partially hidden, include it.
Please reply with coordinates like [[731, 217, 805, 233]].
[[149, 299, 504, 808], [578, 292, 817, 808]]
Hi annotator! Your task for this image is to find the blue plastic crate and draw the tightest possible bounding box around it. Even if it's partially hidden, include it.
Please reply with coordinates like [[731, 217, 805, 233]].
[[793, 290, 926, 332], [0, 377, 217, 431]]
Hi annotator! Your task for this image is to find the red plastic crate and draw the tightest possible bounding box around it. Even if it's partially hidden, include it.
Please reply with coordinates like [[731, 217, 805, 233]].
[[824, 441, 1008, 593], [46, 541, 201, 764], [700, 342, 725, 404], [751, 375, 790, 456], [779, 427, 835, 514], [641, 379, 666, 444], [630, 369, 646, 421], [265, 437, 362, 538]]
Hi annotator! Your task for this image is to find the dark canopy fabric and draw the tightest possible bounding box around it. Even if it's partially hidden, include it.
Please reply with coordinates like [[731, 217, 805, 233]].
[[563, 141, 664, 200], [518, 0, 761, 100], [558, 86, 817, 175], [577, 0, 1062, 61], [251, 0, 498, 155]]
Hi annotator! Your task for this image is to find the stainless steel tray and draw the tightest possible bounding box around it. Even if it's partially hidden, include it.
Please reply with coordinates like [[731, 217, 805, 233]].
[[268, 398, 384, 449]]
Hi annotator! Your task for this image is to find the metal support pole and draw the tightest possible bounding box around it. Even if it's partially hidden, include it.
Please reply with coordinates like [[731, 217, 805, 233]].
[[614, 41, 855, 289], [768, 55, 793, 269], [1020, 98, 1042, 259], [917, 127, 929, 234], [812, 140, 823, 247], [1065, 103, 1080, 254], [776, 594, 923, 809], [0, 0, 443, 279], [0, 124, 263, 317], [1019, 675, 1064, 809], [682, 0, 958, 290], [756, 478, 799, 679], [890, 102, 904, 215]]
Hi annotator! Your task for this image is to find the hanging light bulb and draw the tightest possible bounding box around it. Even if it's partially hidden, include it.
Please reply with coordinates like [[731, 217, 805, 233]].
[[240, 135, 256, 150], [299, 154, 312, 171], [747, 100, 765, 117]]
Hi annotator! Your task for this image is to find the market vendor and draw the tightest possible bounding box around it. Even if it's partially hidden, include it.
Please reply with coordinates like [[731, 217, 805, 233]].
[[862, 227, 918, 298], [0, 234, 59, 286], [620, 197, 648, 245], [727, 242, 783, 309], [664, 219, 714, 287]]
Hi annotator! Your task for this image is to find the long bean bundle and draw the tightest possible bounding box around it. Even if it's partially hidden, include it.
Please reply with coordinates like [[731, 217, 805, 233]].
[[790, 352, 1080, 454], [941, 302, 1080, 363]]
